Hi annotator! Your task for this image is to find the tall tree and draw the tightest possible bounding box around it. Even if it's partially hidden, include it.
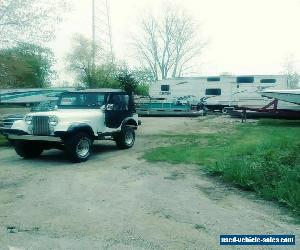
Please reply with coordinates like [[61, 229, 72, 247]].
[[66, 34, 117, 88], [132, 4, 206, 80], [0, 43, 55, 88], [117, 64, 150, 95], [283, 55, 300, 88], [0, 0, 67, 46], [131, 67, 155, 83], [117, 66, 138, 93], [66, 34, 102, 88]]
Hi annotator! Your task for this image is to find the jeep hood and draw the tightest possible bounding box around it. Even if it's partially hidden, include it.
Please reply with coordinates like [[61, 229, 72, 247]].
[[27, 109, 103, 122]]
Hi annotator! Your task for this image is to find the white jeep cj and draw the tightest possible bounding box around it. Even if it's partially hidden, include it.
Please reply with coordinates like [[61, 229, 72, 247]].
[[2, 89, 141, 162]]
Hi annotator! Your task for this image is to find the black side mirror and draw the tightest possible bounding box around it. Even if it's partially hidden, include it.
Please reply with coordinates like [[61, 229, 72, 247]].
[[106, 104, 114, 110]]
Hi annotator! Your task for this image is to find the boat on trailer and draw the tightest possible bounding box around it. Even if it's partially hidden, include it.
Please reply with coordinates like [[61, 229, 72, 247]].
[[259, 89, 300, 105], [230, 89, 300, 120]]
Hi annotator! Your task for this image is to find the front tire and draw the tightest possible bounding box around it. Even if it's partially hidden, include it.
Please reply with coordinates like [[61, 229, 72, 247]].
[[65, 132, 92, 163], [115, 127, 135, 149], [14, 140, 43, 159]]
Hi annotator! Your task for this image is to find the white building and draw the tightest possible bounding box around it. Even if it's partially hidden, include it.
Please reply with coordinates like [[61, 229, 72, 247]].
[[149, 75, 296, 110]]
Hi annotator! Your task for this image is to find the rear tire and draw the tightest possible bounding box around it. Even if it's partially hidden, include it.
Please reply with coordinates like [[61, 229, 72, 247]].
[[221, 108, 228, 114], [65, 132, 92, 163], [115, 127, 135, 149], [14, 140, 43, 159]]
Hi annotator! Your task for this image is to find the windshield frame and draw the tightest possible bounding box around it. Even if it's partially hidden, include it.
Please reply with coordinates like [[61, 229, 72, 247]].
[[57, 92, 108, 109]]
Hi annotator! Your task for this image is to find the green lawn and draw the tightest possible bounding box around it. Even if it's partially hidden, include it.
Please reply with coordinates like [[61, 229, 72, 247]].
[[144, 119, 300, 216], [0, 135, 8, 147]]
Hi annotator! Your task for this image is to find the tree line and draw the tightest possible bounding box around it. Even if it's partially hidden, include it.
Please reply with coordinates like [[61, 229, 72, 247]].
[[1, 0, 297, 92], [0, 0, 203, 94], [0, 0, 207, 94], [0, 34, 152, 95]]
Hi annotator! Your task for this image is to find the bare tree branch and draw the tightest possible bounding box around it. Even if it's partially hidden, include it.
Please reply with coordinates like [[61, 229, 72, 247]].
[[0, 0, 67, 47], [283, 55, 300, 88], [132, 4, 206, 80]]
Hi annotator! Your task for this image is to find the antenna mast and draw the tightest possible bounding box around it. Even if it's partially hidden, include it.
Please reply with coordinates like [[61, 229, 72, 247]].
[[91, 0, 114, 64]]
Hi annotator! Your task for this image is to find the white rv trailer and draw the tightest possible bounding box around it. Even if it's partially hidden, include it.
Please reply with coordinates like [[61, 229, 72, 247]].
[[149, 75, 298, 110]]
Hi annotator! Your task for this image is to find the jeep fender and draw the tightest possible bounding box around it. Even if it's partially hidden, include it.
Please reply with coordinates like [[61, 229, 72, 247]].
[[67, 123, 95, 138], [121, 118, 138, 129]]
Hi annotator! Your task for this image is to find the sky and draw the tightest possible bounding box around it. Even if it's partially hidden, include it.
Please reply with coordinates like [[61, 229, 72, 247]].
[[51, 0, 300, 83]]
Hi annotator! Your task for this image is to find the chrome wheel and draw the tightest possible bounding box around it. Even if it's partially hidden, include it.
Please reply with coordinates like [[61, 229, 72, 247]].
[[76, 138, 90, 158], [115, 127, 135, 149], [125, 130, 134, 146]]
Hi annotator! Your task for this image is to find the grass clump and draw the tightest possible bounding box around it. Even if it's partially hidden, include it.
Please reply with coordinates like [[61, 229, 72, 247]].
[[211, 140, 300, 213], [144, 119, 300, 215], [0, 135, 8, 147]]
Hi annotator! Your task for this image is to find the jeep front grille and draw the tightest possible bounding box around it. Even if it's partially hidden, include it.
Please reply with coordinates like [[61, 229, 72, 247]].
[[32, 116, 50, 135]]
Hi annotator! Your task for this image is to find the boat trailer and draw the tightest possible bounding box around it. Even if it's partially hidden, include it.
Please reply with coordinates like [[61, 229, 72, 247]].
[[230, 99, 300, 121]]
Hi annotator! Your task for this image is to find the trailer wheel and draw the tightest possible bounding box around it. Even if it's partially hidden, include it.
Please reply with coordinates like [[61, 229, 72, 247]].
[[222, 108, 228, 114]]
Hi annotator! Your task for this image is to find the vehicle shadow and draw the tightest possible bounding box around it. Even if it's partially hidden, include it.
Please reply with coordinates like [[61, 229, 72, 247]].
[[31, 143, 119, 165], [32, 150, 71, 165], [92, 143, 118, 154]]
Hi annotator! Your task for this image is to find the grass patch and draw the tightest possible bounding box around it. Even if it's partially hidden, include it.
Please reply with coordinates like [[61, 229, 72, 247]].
[[0, 135, 8, 147], [0, 104, 25, 108], [143, 119, 300, 215]]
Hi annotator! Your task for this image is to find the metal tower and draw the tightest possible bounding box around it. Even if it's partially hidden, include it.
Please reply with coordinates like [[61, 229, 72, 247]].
[[92, 0, 114, 64]]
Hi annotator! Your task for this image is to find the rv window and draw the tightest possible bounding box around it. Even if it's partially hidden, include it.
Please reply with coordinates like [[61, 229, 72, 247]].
[[207, 77, 220, 82], [161, 85, 170, 91], [237, 76, 254, 83], [205, 88, 221, 95], [260, 79, 276, 84]]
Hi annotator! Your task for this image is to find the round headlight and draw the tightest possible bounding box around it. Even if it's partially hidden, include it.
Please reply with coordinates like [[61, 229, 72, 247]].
[[25, 116, 32, 125], [49, 116, 58, 126]]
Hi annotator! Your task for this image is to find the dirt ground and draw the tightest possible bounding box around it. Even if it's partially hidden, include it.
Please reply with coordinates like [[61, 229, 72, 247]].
[[0, 116, 298, 250]]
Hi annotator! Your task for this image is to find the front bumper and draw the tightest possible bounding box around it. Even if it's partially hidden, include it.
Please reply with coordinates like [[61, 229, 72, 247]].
[[7, 134, 62, 142], [0, 128, 28, 136], [1, 128, 62, 142]]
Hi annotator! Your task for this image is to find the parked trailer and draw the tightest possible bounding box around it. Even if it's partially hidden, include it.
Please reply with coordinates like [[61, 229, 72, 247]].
[[149, 75, 298, 111]]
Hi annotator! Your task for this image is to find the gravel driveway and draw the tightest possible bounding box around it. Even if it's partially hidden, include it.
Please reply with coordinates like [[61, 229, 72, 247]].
[[0, 117, 298, 250]]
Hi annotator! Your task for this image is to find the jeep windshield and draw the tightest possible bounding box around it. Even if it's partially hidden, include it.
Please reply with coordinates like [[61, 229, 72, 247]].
[[31, 101, 57, 112], [58, 92, 106, 109]]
